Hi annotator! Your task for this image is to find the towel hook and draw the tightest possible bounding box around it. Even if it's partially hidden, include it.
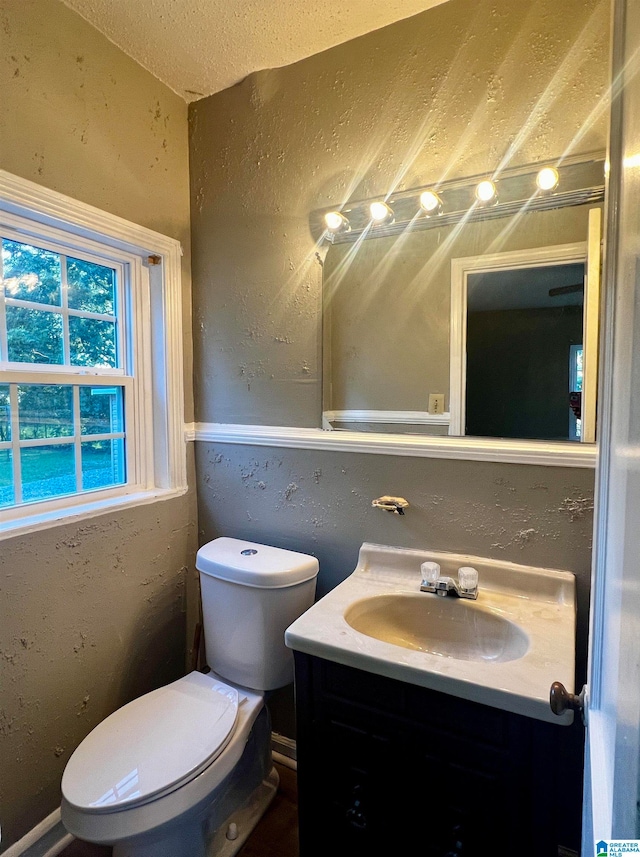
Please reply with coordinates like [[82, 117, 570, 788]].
[[371, 496, 409, 515]]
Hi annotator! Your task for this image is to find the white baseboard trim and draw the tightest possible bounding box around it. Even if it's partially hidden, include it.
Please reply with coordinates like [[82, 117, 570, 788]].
[[2, 808, 73, 857], [271, 732, 296, 760], [271, 732, 297, 770], [272, 750, 297, 771]]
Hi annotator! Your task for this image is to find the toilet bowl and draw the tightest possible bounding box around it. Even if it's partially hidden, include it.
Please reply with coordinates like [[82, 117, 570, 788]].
[[60, 538, 319, 857]]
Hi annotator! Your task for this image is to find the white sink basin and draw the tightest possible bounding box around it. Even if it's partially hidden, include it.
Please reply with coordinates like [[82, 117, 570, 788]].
[[344, 592, 530, 662], [285, 542, 576, 724]]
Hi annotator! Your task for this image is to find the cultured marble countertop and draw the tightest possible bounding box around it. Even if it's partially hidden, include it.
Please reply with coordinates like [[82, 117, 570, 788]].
[[285, 542, 576, 725]]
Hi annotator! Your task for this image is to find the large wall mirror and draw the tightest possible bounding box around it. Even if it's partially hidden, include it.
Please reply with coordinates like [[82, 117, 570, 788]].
[[313, 0, 609, 451], [319, 158, 604, 445]]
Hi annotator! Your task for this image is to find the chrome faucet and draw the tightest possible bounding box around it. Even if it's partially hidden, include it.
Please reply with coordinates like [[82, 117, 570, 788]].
[[420, 562, 478, 600]]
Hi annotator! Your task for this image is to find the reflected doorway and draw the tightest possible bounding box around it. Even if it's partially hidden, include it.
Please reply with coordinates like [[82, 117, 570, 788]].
[[465, 262, 585, 440], [449, 212, 601, 445]]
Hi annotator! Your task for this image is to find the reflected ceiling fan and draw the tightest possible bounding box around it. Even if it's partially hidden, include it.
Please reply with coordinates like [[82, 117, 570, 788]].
[[548, 283, 584, 297]]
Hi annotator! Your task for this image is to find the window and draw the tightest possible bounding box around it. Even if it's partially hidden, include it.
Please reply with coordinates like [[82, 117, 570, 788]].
[[569, 344, 583, 441], [0, 171, 186, 536]]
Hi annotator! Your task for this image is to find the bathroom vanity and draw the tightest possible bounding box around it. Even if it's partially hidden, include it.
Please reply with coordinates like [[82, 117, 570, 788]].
[[285, 543, 584, 857]]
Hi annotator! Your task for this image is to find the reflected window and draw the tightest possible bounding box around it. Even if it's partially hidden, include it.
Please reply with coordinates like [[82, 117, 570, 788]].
[[569, 345, 583, 441]]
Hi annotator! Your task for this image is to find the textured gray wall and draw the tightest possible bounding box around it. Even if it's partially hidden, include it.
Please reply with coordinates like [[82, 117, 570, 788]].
[[0, 1, 196, 850], [190, 0, 609, 427], [196, 444, 594, 734], [189, 0, 607, 738]]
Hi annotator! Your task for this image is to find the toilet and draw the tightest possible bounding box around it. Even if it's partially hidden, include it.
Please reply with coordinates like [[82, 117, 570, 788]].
[[60, 537, 319, 857]]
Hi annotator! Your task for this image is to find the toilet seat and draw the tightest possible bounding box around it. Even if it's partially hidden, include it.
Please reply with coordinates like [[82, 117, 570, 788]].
[[62, 672, 242, 813]]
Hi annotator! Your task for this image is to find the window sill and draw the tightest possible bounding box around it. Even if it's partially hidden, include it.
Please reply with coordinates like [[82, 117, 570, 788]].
[[0, 485, 189, 541]]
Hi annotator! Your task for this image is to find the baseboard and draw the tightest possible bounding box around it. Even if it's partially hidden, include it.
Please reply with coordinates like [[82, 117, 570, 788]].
[[271, 732, 296, 760], [271, 732, 297, 770], [1, 808, 73, 857]]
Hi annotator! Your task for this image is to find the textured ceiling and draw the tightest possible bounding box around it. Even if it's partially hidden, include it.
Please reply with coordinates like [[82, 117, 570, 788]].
[[60, 0, 450, 102]]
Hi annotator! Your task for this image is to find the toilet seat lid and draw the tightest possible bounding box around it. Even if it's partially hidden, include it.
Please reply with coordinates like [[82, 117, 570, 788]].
[[61, 671, 240, 813]]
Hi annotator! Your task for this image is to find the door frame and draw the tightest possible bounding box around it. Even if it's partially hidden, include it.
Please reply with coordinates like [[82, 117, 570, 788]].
[[449, 239, 598, 439], [582, 0, 640, 846]]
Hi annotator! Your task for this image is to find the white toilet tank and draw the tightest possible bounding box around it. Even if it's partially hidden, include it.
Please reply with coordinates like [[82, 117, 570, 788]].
[[196, 537, 319, 691]]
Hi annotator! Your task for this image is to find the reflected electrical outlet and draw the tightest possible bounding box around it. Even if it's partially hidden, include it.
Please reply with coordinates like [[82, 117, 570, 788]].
[[428, 393, 445, 415]]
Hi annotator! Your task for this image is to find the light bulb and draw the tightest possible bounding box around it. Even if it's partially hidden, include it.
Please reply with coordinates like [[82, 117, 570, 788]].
[[419, 191, 442, 214], [536, 167, 559, 191], [369, 201, 393, 223], [324, 211, 349, 233], [475, 180, 497, 203]]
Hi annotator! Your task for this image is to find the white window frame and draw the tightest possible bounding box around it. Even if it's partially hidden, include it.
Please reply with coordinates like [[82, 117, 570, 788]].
[[0, 170, 186, 538]]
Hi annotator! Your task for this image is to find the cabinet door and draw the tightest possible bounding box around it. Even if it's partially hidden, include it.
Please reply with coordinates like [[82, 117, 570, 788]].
[[298, 716, 403, 854], [294, 654, 582, 857]]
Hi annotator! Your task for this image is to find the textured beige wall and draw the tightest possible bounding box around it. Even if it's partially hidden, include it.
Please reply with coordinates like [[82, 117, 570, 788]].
[[0, 1, 196, 850], [189, 0, 608, 739]]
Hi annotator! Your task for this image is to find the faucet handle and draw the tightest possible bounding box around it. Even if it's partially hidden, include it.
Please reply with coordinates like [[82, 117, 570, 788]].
[[458, 566, 478, 593], [421, 561, 441, 587]]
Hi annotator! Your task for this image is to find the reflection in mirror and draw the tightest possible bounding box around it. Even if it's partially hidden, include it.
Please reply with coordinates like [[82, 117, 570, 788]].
[[314, 0, 609, 448], [466, 263, 585, 441], [447, 213, 602, 443], [320, 160, 604, 443]]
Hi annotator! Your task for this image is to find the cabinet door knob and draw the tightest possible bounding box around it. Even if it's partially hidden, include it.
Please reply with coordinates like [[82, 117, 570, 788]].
[[549, 681, 585, 720]]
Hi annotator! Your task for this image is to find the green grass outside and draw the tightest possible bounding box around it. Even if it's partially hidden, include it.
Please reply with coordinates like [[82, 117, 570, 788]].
[[0, 444, 111, 487]]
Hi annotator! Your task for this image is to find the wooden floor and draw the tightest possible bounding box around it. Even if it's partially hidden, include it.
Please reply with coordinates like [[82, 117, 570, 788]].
[[59, 761, 299, 857]]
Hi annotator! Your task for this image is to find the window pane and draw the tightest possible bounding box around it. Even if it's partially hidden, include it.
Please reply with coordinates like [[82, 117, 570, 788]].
[[0, 385, 10, 442], [80, 386, 124, 435], [6, 306, 64, 364], [2, 238, 61, 306], [0, 450, 14, 508], [18, 385, 73, 440], [81, 439, 125, 490], [21, 444, 75, 502], [69, 316, 117, 368], [67, 257, 116, 315], [575, 347, 583, 392]]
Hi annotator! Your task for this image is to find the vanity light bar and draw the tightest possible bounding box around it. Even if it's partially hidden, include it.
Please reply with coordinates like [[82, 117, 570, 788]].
[[316, 153, 605, 244]]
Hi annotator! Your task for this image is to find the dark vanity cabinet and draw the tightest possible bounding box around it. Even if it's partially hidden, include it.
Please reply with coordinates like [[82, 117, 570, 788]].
[[293, 653, 584, 857]]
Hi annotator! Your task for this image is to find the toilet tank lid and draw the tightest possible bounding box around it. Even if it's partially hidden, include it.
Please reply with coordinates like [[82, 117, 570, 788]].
[[196, 537, 319, 588]]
